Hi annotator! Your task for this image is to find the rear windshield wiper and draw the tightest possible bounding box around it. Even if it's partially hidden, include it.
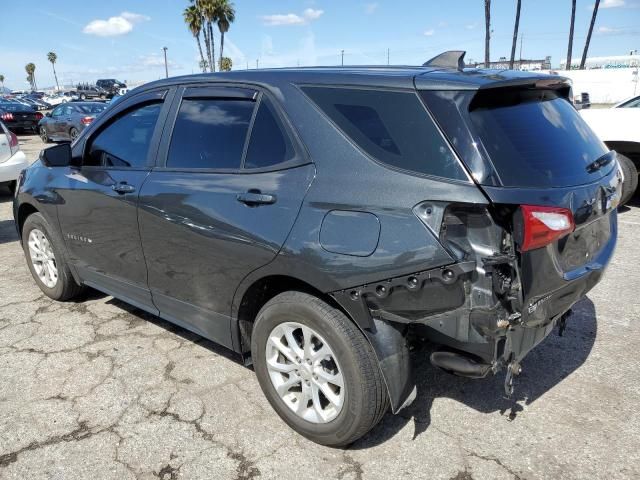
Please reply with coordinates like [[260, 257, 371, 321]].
[[586, 151, 615, 173]]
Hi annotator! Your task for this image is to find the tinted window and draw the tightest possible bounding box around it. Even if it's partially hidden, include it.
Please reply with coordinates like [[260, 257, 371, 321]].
[[244, 99, 295, 169], [167, 98, 254, 169], [302, 87, 466, 180], [87, 102, 162, 168], [469, 92, 609, 187], [79, 104, 107, 114], [619, 97, 640, 108]]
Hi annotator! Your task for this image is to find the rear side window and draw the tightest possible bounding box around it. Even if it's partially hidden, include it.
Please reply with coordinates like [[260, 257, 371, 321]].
[[244, 99, 295, 169], [469, 91, 609, 187], [167, 98, 254, 169], [302, 86, 467, 181], [87, 102, 162, 168]]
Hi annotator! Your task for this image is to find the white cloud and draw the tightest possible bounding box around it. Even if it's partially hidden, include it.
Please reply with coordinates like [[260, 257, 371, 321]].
[[365, 3, 379, 14], [261, 8, 324, 26], [601, 0, 625, 8], [465, 23, 477, 30], [423, 29, 435, 36], [83, 11, 149, 37], [438, 21, 448, 27], [597, 25, 622, 34]]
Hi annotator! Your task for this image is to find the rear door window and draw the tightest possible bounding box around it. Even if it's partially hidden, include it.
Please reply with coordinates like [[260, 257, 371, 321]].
[[302, 86, 467, 181], [468, 91, 609, 187], [166, 98, 254, 169], [244, 98, 295, 169]]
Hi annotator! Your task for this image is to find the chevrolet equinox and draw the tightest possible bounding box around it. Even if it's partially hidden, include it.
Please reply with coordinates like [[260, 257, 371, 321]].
[[14, 51, 621, 446]]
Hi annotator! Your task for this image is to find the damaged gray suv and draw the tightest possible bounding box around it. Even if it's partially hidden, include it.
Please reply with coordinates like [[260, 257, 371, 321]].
[[14, 51, 621, 446]]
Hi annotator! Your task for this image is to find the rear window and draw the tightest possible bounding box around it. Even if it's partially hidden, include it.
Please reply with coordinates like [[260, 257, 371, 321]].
[[469, 91, 609, 187], [302, 86, 467, 181]]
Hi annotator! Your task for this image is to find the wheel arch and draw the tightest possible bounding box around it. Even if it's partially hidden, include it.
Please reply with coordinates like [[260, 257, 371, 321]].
[[16, 202, 39, 239], [231, 272, 415, 414]]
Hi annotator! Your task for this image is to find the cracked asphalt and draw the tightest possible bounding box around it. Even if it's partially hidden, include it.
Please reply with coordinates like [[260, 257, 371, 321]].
[[0, 134, 639, 480]]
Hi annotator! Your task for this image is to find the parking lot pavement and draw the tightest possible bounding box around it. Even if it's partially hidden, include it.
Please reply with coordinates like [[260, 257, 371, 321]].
[[0, 139, 639, 480]]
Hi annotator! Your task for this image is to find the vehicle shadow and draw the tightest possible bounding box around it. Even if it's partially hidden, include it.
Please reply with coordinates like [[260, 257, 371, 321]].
[[352, 297, 597, 448]]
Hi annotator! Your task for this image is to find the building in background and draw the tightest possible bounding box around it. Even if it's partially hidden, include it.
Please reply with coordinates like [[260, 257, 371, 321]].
[[467, 56, 552, 71], [561, 51, 639, 70]]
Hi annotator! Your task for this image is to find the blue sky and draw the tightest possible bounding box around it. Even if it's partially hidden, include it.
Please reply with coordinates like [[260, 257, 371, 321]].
[[1, 0, 638, 89]]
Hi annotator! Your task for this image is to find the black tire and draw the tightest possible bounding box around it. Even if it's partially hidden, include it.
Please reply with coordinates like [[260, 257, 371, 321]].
[[22, 212, 84, 301], [618, 154, 638, 206], [39, 126, 50, 143], [79, 93, 86, 100], [251, 291, 389, 447], [69, 127, 79, 141]]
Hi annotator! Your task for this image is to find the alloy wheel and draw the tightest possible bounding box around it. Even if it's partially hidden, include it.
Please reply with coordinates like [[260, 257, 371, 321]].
[[265, 322, 345, 423], [27, 229, 58, 288], [39, 127, 48, 143]]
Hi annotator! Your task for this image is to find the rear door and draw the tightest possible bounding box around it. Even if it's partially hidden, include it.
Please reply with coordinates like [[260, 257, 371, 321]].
[[138, 86, 314, 348], [420, 84, 621, 326]]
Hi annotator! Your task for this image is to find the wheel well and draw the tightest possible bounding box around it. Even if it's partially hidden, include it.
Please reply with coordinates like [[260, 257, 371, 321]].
[[17, 203, 38, 238], [606, 141, 640, 169], [236, 275, 352, 357]]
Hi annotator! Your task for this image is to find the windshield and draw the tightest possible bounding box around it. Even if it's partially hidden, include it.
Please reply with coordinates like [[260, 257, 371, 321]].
[[78, 104, 107, 114]]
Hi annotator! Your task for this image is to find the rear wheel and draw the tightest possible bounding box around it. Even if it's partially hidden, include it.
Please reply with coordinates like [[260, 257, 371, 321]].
[[39, 126, 50, 143], [22, 213, 84, 301], [618, 154, 638, 206], [69, 127, 79, 141], [251, 291, 389, 446]]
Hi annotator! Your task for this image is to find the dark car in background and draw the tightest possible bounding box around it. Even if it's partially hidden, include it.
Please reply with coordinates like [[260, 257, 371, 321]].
[[75, 84, 107, 101], [38, 102, 108, 143], [96, 78, 127, 97], [13, 52, 622, 446], [0, 102, 43, 133]]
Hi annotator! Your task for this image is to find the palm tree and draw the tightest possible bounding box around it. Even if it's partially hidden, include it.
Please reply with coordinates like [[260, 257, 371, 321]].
[[215, 0, 235, 70], [509, 0, 522, 70], [484, 0, 491, 68], [220, 57, 232, 72], [47, 51, 60, 90], [184, 6, 207, 72], [25, 63, 36, 91], [0, 75, 4, 92], [200, 0, 218, 72], [580, 0, 600, 69], [566, 0, 576, 70]]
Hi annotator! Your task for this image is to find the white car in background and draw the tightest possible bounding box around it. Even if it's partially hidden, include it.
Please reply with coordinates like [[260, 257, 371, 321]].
[[0, 121, 28, 194], [581, 95, 640, 205]]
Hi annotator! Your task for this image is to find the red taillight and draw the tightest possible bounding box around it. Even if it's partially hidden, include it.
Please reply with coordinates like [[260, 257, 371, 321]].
[[80, 116, 94, 125], [0, 112, 14, 121], [519, 205, 575, 252], [8, 130, 19, 155], [35, 112, 43, 120]]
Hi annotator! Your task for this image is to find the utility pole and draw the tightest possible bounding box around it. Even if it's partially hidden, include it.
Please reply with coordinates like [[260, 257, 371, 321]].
[[387, 48, 390, 66], [256, 58, 259, 69], [162, 47, 168, 78], [519, 35, 523, 67], [341, 50, 344, 66]]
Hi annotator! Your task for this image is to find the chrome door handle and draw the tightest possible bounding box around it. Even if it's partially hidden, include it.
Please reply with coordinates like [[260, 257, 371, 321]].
[[112, 182, 136, 194], [236, 191, 277, 206]]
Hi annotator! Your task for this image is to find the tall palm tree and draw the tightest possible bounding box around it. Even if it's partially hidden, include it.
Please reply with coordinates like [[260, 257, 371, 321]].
[[191, 0, 213, 72], [215, 0, 235, 70], [184, 6, 207, 72], [580, 0, 600, 69], [566, 0, 576, 70], [200, 0, 218, 72], [509, 0, 522, 70], [25, 63, 36, 91], [0, 75, 4, 92], [47, 51, 60, 90], [484, 0, 491, 68]]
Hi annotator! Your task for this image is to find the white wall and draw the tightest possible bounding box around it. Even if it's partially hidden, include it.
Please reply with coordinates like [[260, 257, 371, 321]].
[[542, 68, 639, 104]]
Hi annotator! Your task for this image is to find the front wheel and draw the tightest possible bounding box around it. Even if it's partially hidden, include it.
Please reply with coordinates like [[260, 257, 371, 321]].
[[618, 154, 638, 206], [39, 126, 50, 143], [69, 127, 79, 141], [22, 213, 84, 301], [251, 291, 389, 446]]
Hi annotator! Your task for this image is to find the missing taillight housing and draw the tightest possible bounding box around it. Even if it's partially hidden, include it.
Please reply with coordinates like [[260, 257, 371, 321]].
[[517, 205, 575, 252]]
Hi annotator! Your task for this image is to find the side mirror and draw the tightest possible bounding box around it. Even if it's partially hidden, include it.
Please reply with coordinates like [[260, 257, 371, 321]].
[[40, 143, 75, 167]]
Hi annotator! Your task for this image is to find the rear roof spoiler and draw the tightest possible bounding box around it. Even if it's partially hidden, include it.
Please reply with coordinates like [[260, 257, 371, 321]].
[[423, 51, 466, 71]]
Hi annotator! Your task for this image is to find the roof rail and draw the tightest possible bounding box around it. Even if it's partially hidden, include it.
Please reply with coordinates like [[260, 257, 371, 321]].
[[423, 51, 466, 71]]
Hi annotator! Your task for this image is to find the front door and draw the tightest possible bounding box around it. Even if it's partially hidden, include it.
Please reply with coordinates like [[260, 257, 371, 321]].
[[56, 92, 169, 309], [138, 87, 314, 347]]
